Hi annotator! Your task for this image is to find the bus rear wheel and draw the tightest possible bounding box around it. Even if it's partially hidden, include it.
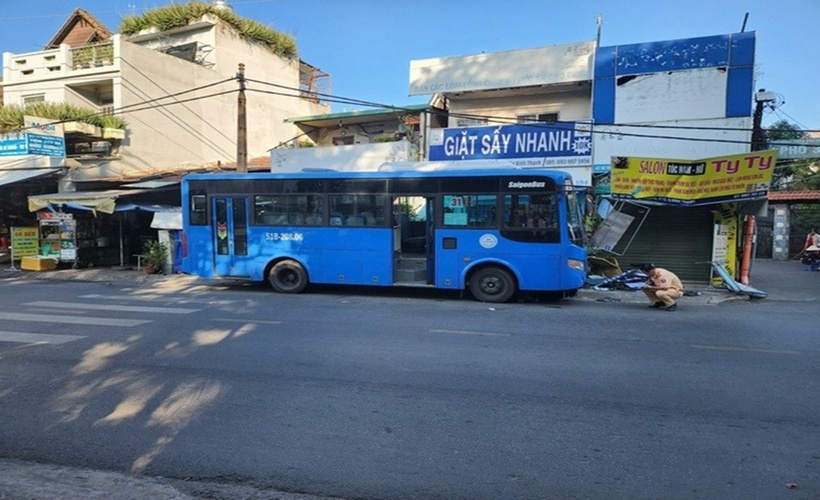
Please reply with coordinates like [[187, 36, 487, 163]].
[[469, 266, 516, 303], [269, 260, 308, 293]]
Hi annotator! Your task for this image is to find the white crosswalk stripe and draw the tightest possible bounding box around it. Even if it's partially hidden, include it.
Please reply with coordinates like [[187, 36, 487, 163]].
[[0, 331, 85, 345], [0, 298, 206, 346], [0, 312, 149, 327], [80, 294, 234, 305], [24, 301, 200, 314]]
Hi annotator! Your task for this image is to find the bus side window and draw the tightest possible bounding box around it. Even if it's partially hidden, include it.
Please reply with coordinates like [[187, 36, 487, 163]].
[[345, 215, 366, 226], [501, 194, 560, 243], [190, 194, 207, 225], [442, 194, 496, 228]]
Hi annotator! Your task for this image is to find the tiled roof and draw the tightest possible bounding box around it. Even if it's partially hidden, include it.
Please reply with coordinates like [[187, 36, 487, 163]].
[[768, 190, 820, 202]]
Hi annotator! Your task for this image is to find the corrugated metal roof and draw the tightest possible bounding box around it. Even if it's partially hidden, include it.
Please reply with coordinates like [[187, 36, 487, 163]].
[[119, 180, 179, 189], [285, 104, 434, 127], [0, 168, 60, 187]]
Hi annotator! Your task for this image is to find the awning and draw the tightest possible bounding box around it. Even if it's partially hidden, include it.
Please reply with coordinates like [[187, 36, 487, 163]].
[[28, 189, 148, 214], [57, 201, 179, 214], [119, 180, 179, 189], [0, 168, 60, 187], [150, 208, 182, 230]]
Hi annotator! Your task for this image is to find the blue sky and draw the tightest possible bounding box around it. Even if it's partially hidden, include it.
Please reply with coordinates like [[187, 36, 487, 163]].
[[1, 0, 817, 131]]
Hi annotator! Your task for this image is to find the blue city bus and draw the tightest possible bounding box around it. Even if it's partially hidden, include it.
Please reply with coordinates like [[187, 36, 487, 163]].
[[180, 166, 587, 303]]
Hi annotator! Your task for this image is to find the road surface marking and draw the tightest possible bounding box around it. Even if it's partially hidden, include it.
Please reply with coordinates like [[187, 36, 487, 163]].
[[0, 312, 149, 327], [24, 301, 199, 314], [429, 329, 510, 337], [0, 331, 85, 344], [213, 318, 282, 325], [80, 294, 236, 305], [690, 344, 799, 355]]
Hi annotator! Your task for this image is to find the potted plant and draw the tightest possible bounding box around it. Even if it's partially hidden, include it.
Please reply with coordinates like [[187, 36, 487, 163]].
[[141, 239, 168, 274]]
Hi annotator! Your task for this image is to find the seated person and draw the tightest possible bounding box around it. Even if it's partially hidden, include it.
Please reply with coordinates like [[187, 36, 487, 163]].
[[802, 246, 820, 271]]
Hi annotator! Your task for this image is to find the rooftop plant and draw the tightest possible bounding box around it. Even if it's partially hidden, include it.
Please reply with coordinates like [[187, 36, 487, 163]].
[[119, 1, 297, 59], [0, 103, 127, 133]]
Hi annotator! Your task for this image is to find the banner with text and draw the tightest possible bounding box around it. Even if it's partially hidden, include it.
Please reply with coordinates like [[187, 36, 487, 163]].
[[0, 132, 65, 157], [10, 226, 39, 259], [0, 116, 66, 157], [427, 123, 592, 167], [609, 150, 777, 206]]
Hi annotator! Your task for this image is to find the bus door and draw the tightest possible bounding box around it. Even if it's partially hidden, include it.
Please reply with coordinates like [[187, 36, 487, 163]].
[[391, 196, 434, 285], [212, 196, 249, 276], [424, 197, 435, 283]]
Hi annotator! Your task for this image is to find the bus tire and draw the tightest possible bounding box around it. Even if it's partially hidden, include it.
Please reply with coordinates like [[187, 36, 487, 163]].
[[269, 260, 308, 294], [469, 266, 516, 303]]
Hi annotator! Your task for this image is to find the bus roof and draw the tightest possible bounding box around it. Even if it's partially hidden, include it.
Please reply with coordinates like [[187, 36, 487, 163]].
[[182, 165, 573, 182]]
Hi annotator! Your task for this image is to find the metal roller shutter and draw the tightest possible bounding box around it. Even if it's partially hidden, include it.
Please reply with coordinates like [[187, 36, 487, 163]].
[[616, 205, 715, 283]]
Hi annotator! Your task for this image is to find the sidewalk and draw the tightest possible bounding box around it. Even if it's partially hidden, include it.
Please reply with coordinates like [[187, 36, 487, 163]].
[[0, 259, 814, 498], [576, 258, 817, 306], [1, 258, 814, 304], [0, 458, 339, 500]]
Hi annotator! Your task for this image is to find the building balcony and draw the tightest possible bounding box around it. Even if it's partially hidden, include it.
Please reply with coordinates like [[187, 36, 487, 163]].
[[70, 42, 115, 70], [3, 38, 119, 83]]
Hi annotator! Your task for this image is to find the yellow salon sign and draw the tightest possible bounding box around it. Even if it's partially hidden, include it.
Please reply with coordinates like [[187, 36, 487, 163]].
[[610, 151, 776, 206]]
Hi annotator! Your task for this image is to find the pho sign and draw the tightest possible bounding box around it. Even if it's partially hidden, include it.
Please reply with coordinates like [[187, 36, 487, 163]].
[[773, 139, 820, 160]]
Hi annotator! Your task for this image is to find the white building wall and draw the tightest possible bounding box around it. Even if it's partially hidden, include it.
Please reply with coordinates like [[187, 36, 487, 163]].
[[409, 41, 595, 96], [107, 40, 231, 180], [592, 117, 753, 164], [272, 141, 411, 172], [447, 88, 591, 127], [614, 68, 728, 123]]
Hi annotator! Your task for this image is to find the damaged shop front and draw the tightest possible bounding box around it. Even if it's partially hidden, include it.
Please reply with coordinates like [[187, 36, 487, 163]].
[[589, 151, 776, 284]]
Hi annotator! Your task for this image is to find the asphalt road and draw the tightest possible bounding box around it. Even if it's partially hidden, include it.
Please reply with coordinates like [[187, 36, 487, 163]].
[[0, 260, 817, 499]]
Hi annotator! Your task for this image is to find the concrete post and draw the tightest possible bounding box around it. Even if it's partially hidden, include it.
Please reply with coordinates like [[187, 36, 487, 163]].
[[771, 203, 790, 261]]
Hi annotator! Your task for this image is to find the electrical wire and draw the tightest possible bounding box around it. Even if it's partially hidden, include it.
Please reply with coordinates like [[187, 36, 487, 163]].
[[116, 59, 236, 159], [11, 78, 235, 133], [244, 77, 820, 144], [7, 70, 817, 171]]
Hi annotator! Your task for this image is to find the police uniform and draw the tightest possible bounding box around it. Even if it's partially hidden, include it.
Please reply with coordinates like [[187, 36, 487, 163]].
[[644, 267, 683, 309]]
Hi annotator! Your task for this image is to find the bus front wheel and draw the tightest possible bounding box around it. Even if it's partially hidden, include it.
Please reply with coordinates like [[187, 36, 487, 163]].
[[269, 260, 308, 293], [469, 266, 516, 303]]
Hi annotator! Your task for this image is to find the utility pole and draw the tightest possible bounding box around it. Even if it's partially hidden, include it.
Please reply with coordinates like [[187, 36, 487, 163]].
[[739, 89, 776, 284], [236, 63, 247, 173], [751, 88, 774, 152]]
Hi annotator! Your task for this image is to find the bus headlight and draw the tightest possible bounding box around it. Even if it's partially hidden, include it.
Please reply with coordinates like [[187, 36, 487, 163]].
[[567, 259, 585, 272]]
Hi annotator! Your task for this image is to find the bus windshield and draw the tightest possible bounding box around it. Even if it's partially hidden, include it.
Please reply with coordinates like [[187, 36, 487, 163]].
[[565, 188, 587, 248]]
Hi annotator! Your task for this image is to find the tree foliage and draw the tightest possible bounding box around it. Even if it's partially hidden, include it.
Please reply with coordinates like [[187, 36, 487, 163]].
[[765, 120, 820, 236], [766, 119, 816, 189], [765, 119, 806, 142]]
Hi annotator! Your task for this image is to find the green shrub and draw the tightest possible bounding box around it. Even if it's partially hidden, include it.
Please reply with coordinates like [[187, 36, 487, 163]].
[[141, 240, 169, 270], [0, 103, 126, 133], [119, 1, 297, 58]]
